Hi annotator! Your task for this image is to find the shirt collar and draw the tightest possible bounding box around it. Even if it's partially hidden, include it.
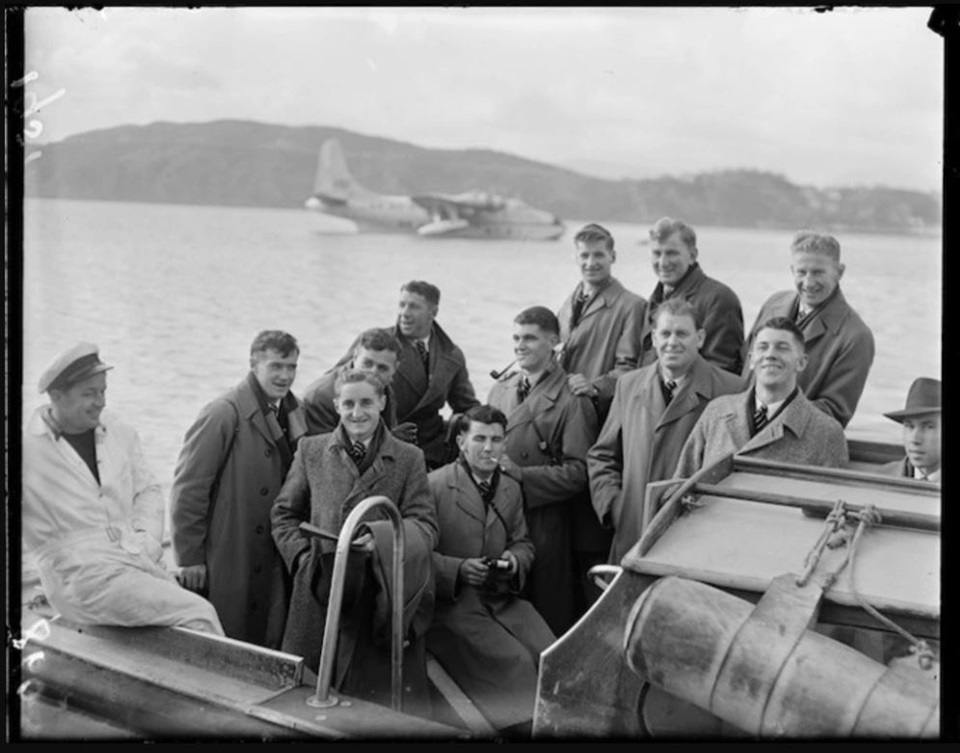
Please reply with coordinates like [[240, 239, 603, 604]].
[[914, 466, 941, 482]]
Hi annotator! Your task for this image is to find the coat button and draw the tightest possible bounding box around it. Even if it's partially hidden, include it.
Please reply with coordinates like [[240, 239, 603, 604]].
[[256, 524, 264, 534], [521, 452, 529, 459], [254, 564, 262, 574], [264, 448, 272, 457], [260, 487, 269, 495]]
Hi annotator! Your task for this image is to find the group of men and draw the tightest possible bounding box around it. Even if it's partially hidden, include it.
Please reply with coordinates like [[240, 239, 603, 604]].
[[21, 216, 940, 735]]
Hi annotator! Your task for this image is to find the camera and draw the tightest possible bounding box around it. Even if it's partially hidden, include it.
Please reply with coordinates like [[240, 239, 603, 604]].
[[483, 556, 511, 571]]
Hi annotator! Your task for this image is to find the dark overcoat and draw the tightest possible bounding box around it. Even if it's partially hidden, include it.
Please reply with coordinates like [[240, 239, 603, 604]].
[[588, 356, 744, 564], [487, 364, 598, 635], [170, 373, 306, 646], [427, 462, 555, 730], [335, 322, 479, 469], [639, 263, 745, 375], [742, 287, 875, 428]]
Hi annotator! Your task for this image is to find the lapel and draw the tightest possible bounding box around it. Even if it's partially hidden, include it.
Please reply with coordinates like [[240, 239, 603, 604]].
[[801, 288, 848, 347], [37, 407, 102, 489], [576, 278, 618, 325], [629, 367, 667, 428], [739, 391, 811, 454], [712, 392, 754, 452], [393, 322, 457, 415], [657, 357, 711, 429], [448, 464, 490, 528], [236, 377, 278, 450], [506, 364, 564, 436], [61, 428, 102, 489]]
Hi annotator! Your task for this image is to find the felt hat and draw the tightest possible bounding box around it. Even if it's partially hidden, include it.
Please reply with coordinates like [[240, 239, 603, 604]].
[[38, 342, 113, 394], [883, 377, 941, 424]]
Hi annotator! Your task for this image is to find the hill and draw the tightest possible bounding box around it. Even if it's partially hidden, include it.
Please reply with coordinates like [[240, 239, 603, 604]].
[[23, 120, 941, 234]]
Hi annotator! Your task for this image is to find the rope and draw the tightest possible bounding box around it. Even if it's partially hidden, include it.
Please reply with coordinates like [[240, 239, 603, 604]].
[[796, 499, 847, 587], [797, 501, 935, 671], [842, 505, 936, 671]]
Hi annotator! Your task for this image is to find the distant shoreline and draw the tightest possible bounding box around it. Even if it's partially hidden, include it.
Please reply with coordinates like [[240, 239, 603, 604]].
[[22, 194, 943, 239]]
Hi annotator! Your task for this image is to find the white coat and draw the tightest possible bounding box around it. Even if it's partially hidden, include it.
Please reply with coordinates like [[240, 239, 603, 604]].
[[22, 406, 223, 633]]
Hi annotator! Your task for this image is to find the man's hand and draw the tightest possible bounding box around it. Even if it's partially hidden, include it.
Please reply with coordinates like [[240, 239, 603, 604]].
[[499, 454, 523, 481], [458, 558, 490, 588], [177, 564, 207, 592], [391, 422, 418, 444], [501, 550, 519, 576], [351, 531, 376, 553], [567, 373, 599, 398]]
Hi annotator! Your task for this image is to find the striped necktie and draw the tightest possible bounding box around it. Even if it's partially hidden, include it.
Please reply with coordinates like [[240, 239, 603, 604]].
[[478, 479, 493, 502], [348, 440, 366, 465], [663, 380, 677, 405], [753, 404, 769, 434], [517, 376, 531, 403], [414, 340, 429, 368]]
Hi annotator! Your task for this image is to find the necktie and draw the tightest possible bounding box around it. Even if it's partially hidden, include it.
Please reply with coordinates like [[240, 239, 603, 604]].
[[754, 404, 769, 434], [348, 440, 366, 465], [517, 376, 531, 403], [663, 379, 677, 405], [414, 340, 429, 369], [571, 291, 590, 327], [478, 479, 492, 501]]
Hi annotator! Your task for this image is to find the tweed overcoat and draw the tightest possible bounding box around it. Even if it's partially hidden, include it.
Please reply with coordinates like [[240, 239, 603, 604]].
[[742, 287, 875, 428], [674, 388, 849, 479], [488, 363, 598, 635], [270, 425, 438, 709], [170, 374, 306, 646], [588, 356, 745, 564]]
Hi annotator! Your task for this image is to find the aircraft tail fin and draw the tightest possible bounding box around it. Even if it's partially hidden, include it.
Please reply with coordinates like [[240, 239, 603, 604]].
[[313, 139, 371, 200]]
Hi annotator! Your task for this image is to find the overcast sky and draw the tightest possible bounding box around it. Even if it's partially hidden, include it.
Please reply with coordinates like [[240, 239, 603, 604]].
[[22, 6, 943, 191]]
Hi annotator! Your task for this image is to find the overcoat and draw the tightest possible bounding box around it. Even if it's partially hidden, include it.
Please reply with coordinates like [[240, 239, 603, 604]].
[[170, 373, 306, 646], [674, 388, 849, 479], [639, 263, 745, 375], [24, 406, 223, 634], [427, 462, 555, 731], [301, 364, 398, 436], [335, 321, 479, 468], [557, 276, 647, 413], [270, 424, 438, 712], [588, 356, 745, 564], [742, 287, 875, 428], [488, 363, 598, 635], [878, 457, 941, 484]]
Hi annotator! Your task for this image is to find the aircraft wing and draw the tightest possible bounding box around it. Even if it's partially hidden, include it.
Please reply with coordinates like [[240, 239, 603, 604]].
[[411, 191, 507, 216]]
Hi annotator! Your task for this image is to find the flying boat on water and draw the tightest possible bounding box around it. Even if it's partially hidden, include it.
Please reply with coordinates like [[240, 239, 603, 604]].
[[304, 139, 566, 240]]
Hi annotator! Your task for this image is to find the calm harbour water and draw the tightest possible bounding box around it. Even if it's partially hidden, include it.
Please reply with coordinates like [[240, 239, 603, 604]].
[[21, 198, 941, 506]]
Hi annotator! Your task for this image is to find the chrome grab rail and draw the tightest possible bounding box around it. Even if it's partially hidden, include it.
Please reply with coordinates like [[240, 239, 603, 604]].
[[589, 564, 622, 592], [307, 495, 405, 712]]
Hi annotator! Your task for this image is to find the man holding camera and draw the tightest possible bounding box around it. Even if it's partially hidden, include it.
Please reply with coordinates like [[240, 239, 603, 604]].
[[426, 405, 555, 735]]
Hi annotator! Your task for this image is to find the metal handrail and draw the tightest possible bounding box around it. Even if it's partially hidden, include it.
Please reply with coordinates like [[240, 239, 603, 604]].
[[307, 495, 405, 712]]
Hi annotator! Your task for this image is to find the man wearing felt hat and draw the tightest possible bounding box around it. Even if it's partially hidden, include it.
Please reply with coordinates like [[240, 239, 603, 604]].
[[22, 342, 224, 633], [880, 377, 941, 483]]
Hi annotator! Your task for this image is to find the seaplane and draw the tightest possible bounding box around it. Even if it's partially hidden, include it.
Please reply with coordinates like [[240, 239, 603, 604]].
[[304, 139, 566, 240]]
